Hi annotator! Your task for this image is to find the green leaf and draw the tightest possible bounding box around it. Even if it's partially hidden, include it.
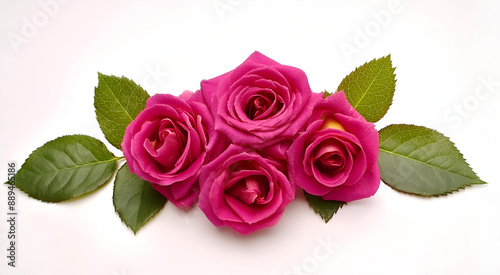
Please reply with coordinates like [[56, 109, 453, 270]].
[[113, 163, 167, 234], [16, 135, 119, 202], [304, 191, 346, 223], [378, 124, 486, 196], [94, 73, 149, 150], [337, 55, 396, 122]]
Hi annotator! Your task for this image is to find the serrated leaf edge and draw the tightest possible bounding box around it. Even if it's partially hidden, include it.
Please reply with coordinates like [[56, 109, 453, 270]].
[[379, 124, 486, 197], [94, 73, 150, 150], [96, 73, 135, 122], [337, 54, 397, 122], [112, 164, 167, 234], [319, 202, 345, 223], [304, 191, 346, 223], [15, 135, 121, 203], [381, 177, 485, 198]]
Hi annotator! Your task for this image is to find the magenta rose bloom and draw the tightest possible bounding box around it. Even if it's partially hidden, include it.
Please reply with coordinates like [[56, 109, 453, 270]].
[[198, 145, 294, 235], [121, 93, 210, 209], [287, 91, 380, 202], [201, 51, 322, 147]]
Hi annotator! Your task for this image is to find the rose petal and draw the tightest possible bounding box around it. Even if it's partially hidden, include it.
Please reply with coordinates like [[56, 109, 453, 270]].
[[203, 52, 321, 147], [122, 93, 209, 211], [321, 169, 380, 202], [198, 144, 294, 234]]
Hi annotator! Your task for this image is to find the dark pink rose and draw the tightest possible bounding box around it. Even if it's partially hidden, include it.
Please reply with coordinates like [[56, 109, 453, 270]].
[[122, 93, 211, 209], [198, 145, 294, 235], [184, 90, 231, 161], [201, 51, 322, 147], [287, 91, 380, 202], [256, 141, 291, 175]]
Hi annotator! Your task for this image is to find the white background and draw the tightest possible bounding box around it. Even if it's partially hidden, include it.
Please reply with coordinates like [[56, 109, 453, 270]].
[[1, 1, 499, 274]]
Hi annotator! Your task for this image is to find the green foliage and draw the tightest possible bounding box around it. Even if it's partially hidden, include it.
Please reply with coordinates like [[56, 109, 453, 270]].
[[378, 124, 485, 196], [337, 55, 396, 122], [15, 135, 119, 202], [304, 191, 346, 223], [94, 73, 149, 150], [113, 164, 167, 234]]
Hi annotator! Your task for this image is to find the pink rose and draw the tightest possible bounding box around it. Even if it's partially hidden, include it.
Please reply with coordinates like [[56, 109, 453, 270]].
[[287, 91, 380, 202], [198, 145, 294, 235], [121, 93, 211, 209], [201, 51, 322, 147]]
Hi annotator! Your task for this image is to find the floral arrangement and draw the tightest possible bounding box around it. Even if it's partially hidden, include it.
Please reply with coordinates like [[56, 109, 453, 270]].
[[11, 52, 485, 235]]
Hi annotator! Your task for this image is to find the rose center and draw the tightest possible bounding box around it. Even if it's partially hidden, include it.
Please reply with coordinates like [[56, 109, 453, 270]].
[[246, 92, 283, 120], [312, 139, 348, 175], [227, 175, 270, 205], [317, 153, 344, 173], [145, 119, 188, 171]]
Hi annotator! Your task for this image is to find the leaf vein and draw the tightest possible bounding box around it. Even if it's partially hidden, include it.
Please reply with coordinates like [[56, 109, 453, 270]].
[[379, 148, 479, 181]]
